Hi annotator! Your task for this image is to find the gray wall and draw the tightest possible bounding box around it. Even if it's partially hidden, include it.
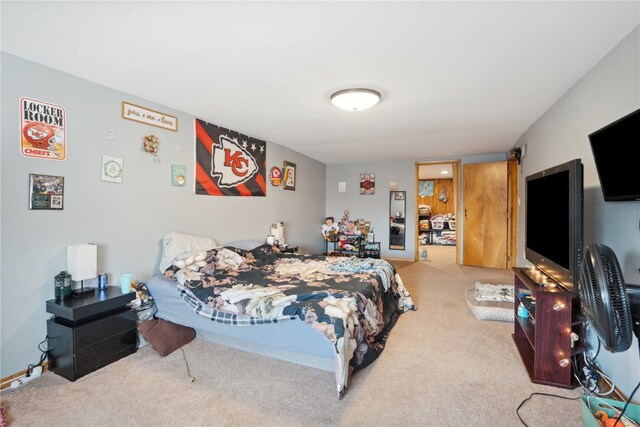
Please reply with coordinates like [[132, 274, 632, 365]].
[[325, 153, 505, 260], [513, 27, 640, 397], [0, 53, 326, 378], [326, 160, 415, 259]]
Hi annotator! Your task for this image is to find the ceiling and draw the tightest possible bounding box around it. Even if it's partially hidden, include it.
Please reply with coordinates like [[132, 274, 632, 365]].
[[418, 163, 453, 180], [2, 2, 638, 165]]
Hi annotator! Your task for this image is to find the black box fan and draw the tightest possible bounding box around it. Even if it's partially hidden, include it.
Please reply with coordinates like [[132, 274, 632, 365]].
[[578, 243, 640, 353]]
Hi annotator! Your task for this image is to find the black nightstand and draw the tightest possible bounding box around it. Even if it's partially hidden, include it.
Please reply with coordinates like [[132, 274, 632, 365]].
[[46, 287, 137, 381]]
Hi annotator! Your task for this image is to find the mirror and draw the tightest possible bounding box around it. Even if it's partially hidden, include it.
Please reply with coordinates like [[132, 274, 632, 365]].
[[389, 191, 406, 250]]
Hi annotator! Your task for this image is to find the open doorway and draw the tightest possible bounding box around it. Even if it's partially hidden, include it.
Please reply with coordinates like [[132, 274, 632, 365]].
[[415, 160, 461, 264]]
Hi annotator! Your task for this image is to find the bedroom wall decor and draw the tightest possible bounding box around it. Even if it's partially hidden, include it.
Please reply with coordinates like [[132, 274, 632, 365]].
[[269, 166, 282, 186], [29, 173, 64, 209], [194, 119, 266, 197], [20, 97, 66, 160], [143, 134, 160, 162], [360, 173, 375, 195], [283, 161, 296, 191], [171, 164, 186, 186], [419, 180, 434, 197], [121, 101, 177, 131], [101, 155, 124, 183]]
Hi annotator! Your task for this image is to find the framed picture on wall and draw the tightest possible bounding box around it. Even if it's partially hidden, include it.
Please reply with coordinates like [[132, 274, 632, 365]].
[[101, 155, 124, 183], [283, 161, 296, 191], [29, 173, 64, 210], [360, 173, 375, 195], [419, 180, 434, 197]]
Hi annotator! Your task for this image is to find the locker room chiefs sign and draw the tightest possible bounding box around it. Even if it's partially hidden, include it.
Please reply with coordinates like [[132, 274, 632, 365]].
[[20, 97, 66, 160], [195, 119, 266, 197]]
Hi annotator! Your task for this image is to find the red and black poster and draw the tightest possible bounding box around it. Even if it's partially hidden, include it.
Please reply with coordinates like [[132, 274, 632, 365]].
[[195, 119, 266, 197]]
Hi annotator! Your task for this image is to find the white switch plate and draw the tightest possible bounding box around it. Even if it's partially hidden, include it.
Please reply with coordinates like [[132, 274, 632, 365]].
[[338, 182, 346, 192]]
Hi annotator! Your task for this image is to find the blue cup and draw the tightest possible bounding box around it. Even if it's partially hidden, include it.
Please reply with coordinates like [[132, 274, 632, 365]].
[[119, 274, 132, 293]]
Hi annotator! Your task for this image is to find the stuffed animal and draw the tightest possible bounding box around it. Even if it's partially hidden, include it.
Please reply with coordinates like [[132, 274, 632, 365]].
[[340, 209, 350, 233], [322, 217, 339, 241]]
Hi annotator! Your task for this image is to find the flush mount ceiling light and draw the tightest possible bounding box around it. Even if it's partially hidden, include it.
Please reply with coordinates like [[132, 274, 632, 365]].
[[330, 88, 381, 111]]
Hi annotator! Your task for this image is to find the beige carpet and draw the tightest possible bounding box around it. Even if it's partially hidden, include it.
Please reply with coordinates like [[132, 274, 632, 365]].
[[0, 246, 584, 426]]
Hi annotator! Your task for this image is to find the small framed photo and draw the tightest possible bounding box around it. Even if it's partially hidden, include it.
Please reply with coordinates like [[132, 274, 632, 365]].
[[101, 155, 124, 183], [171, 164, 186, 186], [283, 161, 296, 191], [29, 174, 64, 210], [419, 180, 434, 197], [360, 173, 375, 195]]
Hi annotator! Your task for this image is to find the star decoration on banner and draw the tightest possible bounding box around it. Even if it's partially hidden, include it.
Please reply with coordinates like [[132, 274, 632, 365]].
[[251, 143, 256, 151], [242, 140, 248, 149], [260, 145, 265, 153]]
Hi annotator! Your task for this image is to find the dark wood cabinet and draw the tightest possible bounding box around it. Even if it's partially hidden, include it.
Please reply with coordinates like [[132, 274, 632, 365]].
[[512, 267, 582, 388], [46, 287, 137, 381]]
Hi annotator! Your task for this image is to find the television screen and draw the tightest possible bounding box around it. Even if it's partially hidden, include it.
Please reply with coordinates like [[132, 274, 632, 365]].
[[589, 108, 640, 202], [525, 159, 583, 293]]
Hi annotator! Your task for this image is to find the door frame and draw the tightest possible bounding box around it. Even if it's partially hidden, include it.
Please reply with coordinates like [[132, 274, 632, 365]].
[[415, 160, 461, 264], [506, 154, 519, 270]]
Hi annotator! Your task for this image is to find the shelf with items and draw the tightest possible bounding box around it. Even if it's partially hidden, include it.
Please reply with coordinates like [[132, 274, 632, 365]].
[[336, 234, 365, 257], [512, 267, 582, 388], [418, 212, 456, 246], [422, 228, 456, 246], [326, 233, 381, 259], [363, 240, 381, 259]]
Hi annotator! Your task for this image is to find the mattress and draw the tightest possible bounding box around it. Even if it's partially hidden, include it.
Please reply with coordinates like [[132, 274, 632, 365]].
[[144, 275, 335, 371]]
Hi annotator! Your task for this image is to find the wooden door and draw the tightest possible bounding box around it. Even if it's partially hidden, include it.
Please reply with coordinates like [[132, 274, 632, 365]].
[[462, 161, 508, 269]]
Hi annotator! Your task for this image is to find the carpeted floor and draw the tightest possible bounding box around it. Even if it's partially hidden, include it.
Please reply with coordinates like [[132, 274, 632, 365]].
[[0, 246, 584, 426]]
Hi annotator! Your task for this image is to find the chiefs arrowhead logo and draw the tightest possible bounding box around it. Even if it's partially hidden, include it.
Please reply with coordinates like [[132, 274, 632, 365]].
[[211, 135, 258, 187], [23, 122, 55, 149]]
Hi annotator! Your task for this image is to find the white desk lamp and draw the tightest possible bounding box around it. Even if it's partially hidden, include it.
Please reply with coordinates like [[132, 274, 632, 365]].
[[67, 243, 97, 297]]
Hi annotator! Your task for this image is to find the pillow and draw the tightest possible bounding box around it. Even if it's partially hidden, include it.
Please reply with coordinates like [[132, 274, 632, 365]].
[[159, 231, 217, 273], [223, 244, 278, 266], [138, 318, 196, 357]]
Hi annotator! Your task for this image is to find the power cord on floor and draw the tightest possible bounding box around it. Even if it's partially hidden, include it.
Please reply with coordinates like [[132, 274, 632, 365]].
[[570, 340, 640, 427], [516, 392, 581, 426], [180, 347, 195, 383], [612, 377, 640, 427], [26, 335, 48, 377]]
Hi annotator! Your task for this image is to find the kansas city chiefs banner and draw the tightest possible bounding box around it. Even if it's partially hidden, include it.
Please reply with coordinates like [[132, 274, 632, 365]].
[[195, 119, 266, 197]]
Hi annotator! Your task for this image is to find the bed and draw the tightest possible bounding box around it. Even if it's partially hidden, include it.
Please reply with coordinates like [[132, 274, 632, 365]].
[[144, 232, 416, 398]]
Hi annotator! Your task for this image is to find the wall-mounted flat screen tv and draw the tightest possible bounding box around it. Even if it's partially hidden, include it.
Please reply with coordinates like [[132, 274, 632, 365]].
[[589, 108, 640, 202], [525, 159, 583, 293]]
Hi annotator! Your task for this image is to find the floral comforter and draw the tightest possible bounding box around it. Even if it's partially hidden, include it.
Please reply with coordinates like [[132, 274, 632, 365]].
[[163, 244, 415, 398]]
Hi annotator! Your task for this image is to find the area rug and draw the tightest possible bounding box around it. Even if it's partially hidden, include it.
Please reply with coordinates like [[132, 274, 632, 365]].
[[465, 282, 514, 322]]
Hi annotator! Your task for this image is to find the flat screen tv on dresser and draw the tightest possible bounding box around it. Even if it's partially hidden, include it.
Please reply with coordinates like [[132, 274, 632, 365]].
[[525, 158, 584, 293]]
